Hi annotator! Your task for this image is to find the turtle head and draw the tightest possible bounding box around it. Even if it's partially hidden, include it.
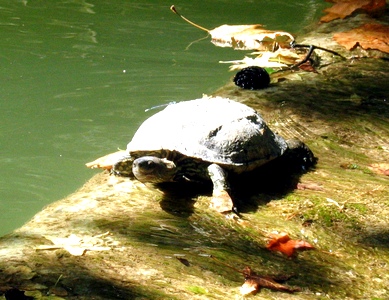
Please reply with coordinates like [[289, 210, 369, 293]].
[[132, 156, 177, 183]]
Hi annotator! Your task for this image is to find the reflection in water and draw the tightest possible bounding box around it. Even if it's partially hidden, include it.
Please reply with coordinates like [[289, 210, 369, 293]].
[[49, 19, 98, 43], [0, 0, 329, 235]]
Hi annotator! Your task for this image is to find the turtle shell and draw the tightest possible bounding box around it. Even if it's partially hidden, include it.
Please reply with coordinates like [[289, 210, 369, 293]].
[[127, 97, 288, 173]]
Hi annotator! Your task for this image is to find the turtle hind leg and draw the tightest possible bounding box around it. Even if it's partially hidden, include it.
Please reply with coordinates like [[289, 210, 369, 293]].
[[284, 139, 318, 172], [207, 163, 234, 213]]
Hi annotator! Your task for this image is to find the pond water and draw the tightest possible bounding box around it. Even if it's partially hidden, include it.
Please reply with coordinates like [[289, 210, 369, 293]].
[[0, 0, 329, 235]]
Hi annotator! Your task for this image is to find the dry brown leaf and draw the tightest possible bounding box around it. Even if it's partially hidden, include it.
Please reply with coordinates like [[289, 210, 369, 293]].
[[209, 256, 300, 295], [297, 61, 318, 72], [297, 182, 324, 191], [333, 23, 389, 53], [210, 25, 294, 50], [175, 256, 190, 266], [219, 50, 300, 70], [240, 266, 300, 295], [266, 232, 315, 257], [171, 5, 294, 51], [320, 0, 386, 22], [171, 5, 341, 69]]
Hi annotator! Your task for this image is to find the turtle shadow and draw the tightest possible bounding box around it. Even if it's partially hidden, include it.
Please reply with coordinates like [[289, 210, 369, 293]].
[[356, 228, 389, 249], [157, 181, 212, 217], [230, 155, 316, 213], [158, 153, 316, 216]]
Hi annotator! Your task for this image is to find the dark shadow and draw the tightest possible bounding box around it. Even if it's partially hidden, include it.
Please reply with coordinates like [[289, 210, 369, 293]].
[[157, 180, 210, 217], [92, 212, 340, 296], [223, 58, 389, 122], [0, 234, 172, 300], [357, 228, 389, 249], [155, 145, 317, 215], [230, 144, 317, 213]]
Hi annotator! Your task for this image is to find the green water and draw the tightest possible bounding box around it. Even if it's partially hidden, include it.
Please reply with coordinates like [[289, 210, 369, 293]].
[[0, 0, 328, 235]]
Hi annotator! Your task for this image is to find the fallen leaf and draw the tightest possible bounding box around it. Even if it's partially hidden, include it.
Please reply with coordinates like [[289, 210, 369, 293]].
[[172, 5, 342, 70], [211, 25, 294, 51], [220, 50, 301, 70], [266, 232, 315, 257], [175, 256, 190, 266], [297, 182, 324, 191], [171, 5, 294, 51], [320, 0, 386, 23], [367, 163, 389, 176], [209, 256, 300, 295], [85, 150, 127, 170], [240, 266, 300, 295], [297, 61, 317, 72], [333, 23, 389, 53]]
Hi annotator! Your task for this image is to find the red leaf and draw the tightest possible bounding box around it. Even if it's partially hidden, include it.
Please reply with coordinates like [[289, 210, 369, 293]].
[[320, 0, 386, 23], [266, 232, 315, 257], [333, 23, 389, 54]]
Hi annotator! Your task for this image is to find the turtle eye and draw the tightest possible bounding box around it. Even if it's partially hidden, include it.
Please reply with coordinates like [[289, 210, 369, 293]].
[[147, 160, 156, 167], [137, 159, 156, 170]]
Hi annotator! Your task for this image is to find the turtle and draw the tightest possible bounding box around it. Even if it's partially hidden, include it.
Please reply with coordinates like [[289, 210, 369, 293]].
[[86, 96, 316, 213]]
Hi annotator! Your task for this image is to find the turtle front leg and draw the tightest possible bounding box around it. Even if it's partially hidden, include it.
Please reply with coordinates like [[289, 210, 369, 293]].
[[207, 164, 234, 213], [112, 155, 135, 177]]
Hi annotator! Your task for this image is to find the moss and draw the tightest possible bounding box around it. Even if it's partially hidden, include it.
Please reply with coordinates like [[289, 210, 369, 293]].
[[347, 203, 368, 214], [2, 36, 389, 299], [186, 285, 208, 295]]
